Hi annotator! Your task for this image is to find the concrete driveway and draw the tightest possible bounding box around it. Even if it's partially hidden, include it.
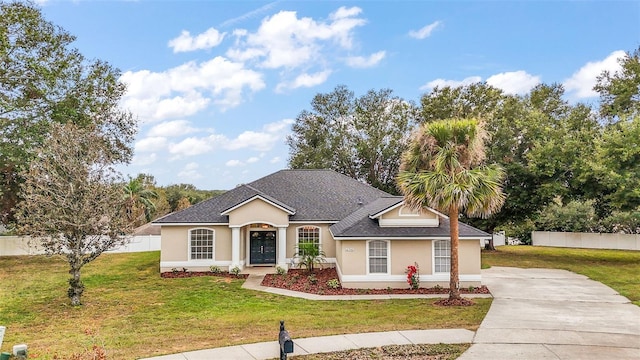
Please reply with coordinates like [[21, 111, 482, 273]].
[[459, 267, 640, 360]]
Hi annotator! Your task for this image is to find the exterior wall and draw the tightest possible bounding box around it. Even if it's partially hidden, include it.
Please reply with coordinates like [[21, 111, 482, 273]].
[[379, 206, 438, 220], [160, 225, 232, 272], [378, 206, 439, 227], [227, 199, 289, 227], [459, 240, 481, 275], [287, 223, 336, 268], [532, 231, 640, 250], [336, 238, 482, 289], [336, 240, 367, 276]]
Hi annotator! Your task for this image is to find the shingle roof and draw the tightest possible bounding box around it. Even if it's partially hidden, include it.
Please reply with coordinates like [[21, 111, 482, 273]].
[[155, 169, 389, 223], [154, 169, 490, 239]]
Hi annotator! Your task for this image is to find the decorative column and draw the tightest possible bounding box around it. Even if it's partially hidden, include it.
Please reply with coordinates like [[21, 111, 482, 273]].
[[277, 226, 288, 270], [231, 226, 242, 270]]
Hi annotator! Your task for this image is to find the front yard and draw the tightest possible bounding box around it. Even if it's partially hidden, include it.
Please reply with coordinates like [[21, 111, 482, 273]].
[[2, 245, 637, 359], [0, 251, 489, 359]]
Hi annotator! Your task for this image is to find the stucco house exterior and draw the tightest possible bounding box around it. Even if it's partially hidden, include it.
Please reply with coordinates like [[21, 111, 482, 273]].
[[155, 169, 490, 289]]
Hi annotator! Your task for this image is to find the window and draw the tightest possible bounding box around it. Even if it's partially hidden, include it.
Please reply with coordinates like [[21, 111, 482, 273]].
[[297, 226, 320, 256], [368, 240, 388, 274], [190, 228, 214, 260], [434, 240, 451, 273]]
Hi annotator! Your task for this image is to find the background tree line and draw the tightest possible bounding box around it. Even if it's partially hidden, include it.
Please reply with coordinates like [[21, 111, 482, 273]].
[[288, 47, 640, 243]]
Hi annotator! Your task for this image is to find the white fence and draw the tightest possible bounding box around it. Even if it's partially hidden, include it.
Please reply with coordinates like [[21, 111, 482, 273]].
[[0, 235, 161, 256], [532, 231, 640, 250]]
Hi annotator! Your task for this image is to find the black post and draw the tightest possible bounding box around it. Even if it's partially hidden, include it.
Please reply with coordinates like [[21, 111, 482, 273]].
[[279, 320, 294, 360]]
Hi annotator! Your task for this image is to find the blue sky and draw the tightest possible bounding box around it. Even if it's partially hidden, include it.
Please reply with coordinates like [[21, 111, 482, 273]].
[[37, 1, 639, 190]]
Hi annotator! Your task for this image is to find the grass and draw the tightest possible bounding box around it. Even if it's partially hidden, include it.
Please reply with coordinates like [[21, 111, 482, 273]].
[[0, 251, 490, 359], [482, 245, 640, 306]]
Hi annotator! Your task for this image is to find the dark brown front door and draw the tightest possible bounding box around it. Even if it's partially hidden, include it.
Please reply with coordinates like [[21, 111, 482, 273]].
[[250, 231, 276, 265]]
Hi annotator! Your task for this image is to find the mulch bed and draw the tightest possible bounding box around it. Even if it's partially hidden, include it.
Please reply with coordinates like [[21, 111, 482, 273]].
[[161, 270, 248, 279], [261, 268, 489, 304]]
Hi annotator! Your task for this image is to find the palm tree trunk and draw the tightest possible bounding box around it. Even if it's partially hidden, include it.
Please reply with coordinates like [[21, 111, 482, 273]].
[[449, 205, 461, 300]]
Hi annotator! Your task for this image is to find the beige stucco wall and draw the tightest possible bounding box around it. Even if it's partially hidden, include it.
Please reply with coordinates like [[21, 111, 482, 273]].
[[379, 206, 438, 221], [160, 225, 232, 271], [336, 238, 482, 288], [227, 199, 290, 227], [390, 240, 430, 274], [286, 224, 336, 259], [337, 240, 367, 275], [459, 240, 481, 275]]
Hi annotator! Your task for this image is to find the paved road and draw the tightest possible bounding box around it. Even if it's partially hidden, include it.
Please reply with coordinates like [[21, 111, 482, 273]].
[[459, 267, 640, 360]]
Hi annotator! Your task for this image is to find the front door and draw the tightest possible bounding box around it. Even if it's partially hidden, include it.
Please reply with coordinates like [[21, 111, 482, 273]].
[[250, 231, 276, 265]]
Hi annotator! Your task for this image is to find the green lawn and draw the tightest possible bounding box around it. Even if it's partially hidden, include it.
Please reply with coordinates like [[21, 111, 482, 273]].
[[0, 251, 490, 359], [482, 245, 640, 306]]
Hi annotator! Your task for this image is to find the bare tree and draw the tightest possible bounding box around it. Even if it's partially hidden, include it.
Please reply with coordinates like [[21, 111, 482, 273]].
[[16, 123, 134, 306]]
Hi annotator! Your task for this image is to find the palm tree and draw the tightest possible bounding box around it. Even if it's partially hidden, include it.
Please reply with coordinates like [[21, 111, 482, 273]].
[[397, 118, 505, 300], [123, 178, 158, 225]]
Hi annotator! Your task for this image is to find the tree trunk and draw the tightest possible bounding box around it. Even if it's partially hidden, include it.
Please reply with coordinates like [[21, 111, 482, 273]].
[[449, 206, 461, 300], [68, 266, 84, 306]]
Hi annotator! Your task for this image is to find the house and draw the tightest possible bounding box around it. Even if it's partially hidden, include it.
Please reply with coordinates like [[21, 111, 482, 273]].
[[154, 169, 489, 288]]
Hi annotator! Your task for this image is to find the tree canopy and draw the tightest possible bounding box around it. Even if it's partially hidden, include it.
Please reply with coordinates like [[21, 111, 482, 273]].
[[287, 85, 419, 194], [16, 123, 133, 306], [0, 1, 136, 224], [287, 46, 640, 242]]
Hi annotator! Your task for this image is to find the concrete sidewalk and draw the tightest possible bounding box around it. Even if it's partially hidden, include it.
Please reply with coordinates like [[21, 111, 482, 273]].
[[140, 329, 475, 360], [459, 267, 640, 360]]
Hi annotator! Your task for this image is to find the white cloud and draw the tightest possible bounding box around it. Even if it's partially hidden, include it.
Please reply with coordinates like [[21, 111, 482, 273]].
[[120, 57, 265, 123], [178, 162, 203, 180], [168, 28, 226, 53], [409, 21, 442, 39], [135, 137, 167, 152], [168, 137, 215, 157], [270, 156, 281, 164], [247, 157, 260, 163], [276, 71, 332, 92], [226, 7, 366, 69], [420, 71, 539, 95], [226, 159, 244, 167], [420, 76, 482, 91], [147, 120, 197, 137], [346, 51, 386, 68], [564, 50, 625, 99], [225, 119, 294, 151], [486, 71, 541, 95], [131, 153, 157, 166]]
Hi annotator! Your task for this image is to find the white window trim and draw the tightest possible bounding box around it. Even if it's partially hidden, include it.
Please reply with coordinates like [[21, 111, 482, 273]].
[[432, 239, 451, 274], [188, 227, 215, 261], [295, 225, 322, 255], [366, 239, 390, 275]]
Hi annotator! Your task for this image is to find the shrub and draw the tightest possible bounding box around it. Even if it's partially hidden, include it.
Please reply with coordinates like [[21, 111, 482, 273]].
[[307, 273, 318, 285], [230, 266, 241, 276], [276, 266, 287, 275], [209, 265, 222, 274], [295, 242, 326, 273], [326, 278, 340, 289]]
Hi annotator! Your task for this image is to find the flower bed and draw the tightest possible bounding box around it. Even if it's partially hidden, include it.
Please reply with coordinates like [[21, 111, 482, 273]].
[[262, 268, 490, 296], [161, 270, 248, 279]]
